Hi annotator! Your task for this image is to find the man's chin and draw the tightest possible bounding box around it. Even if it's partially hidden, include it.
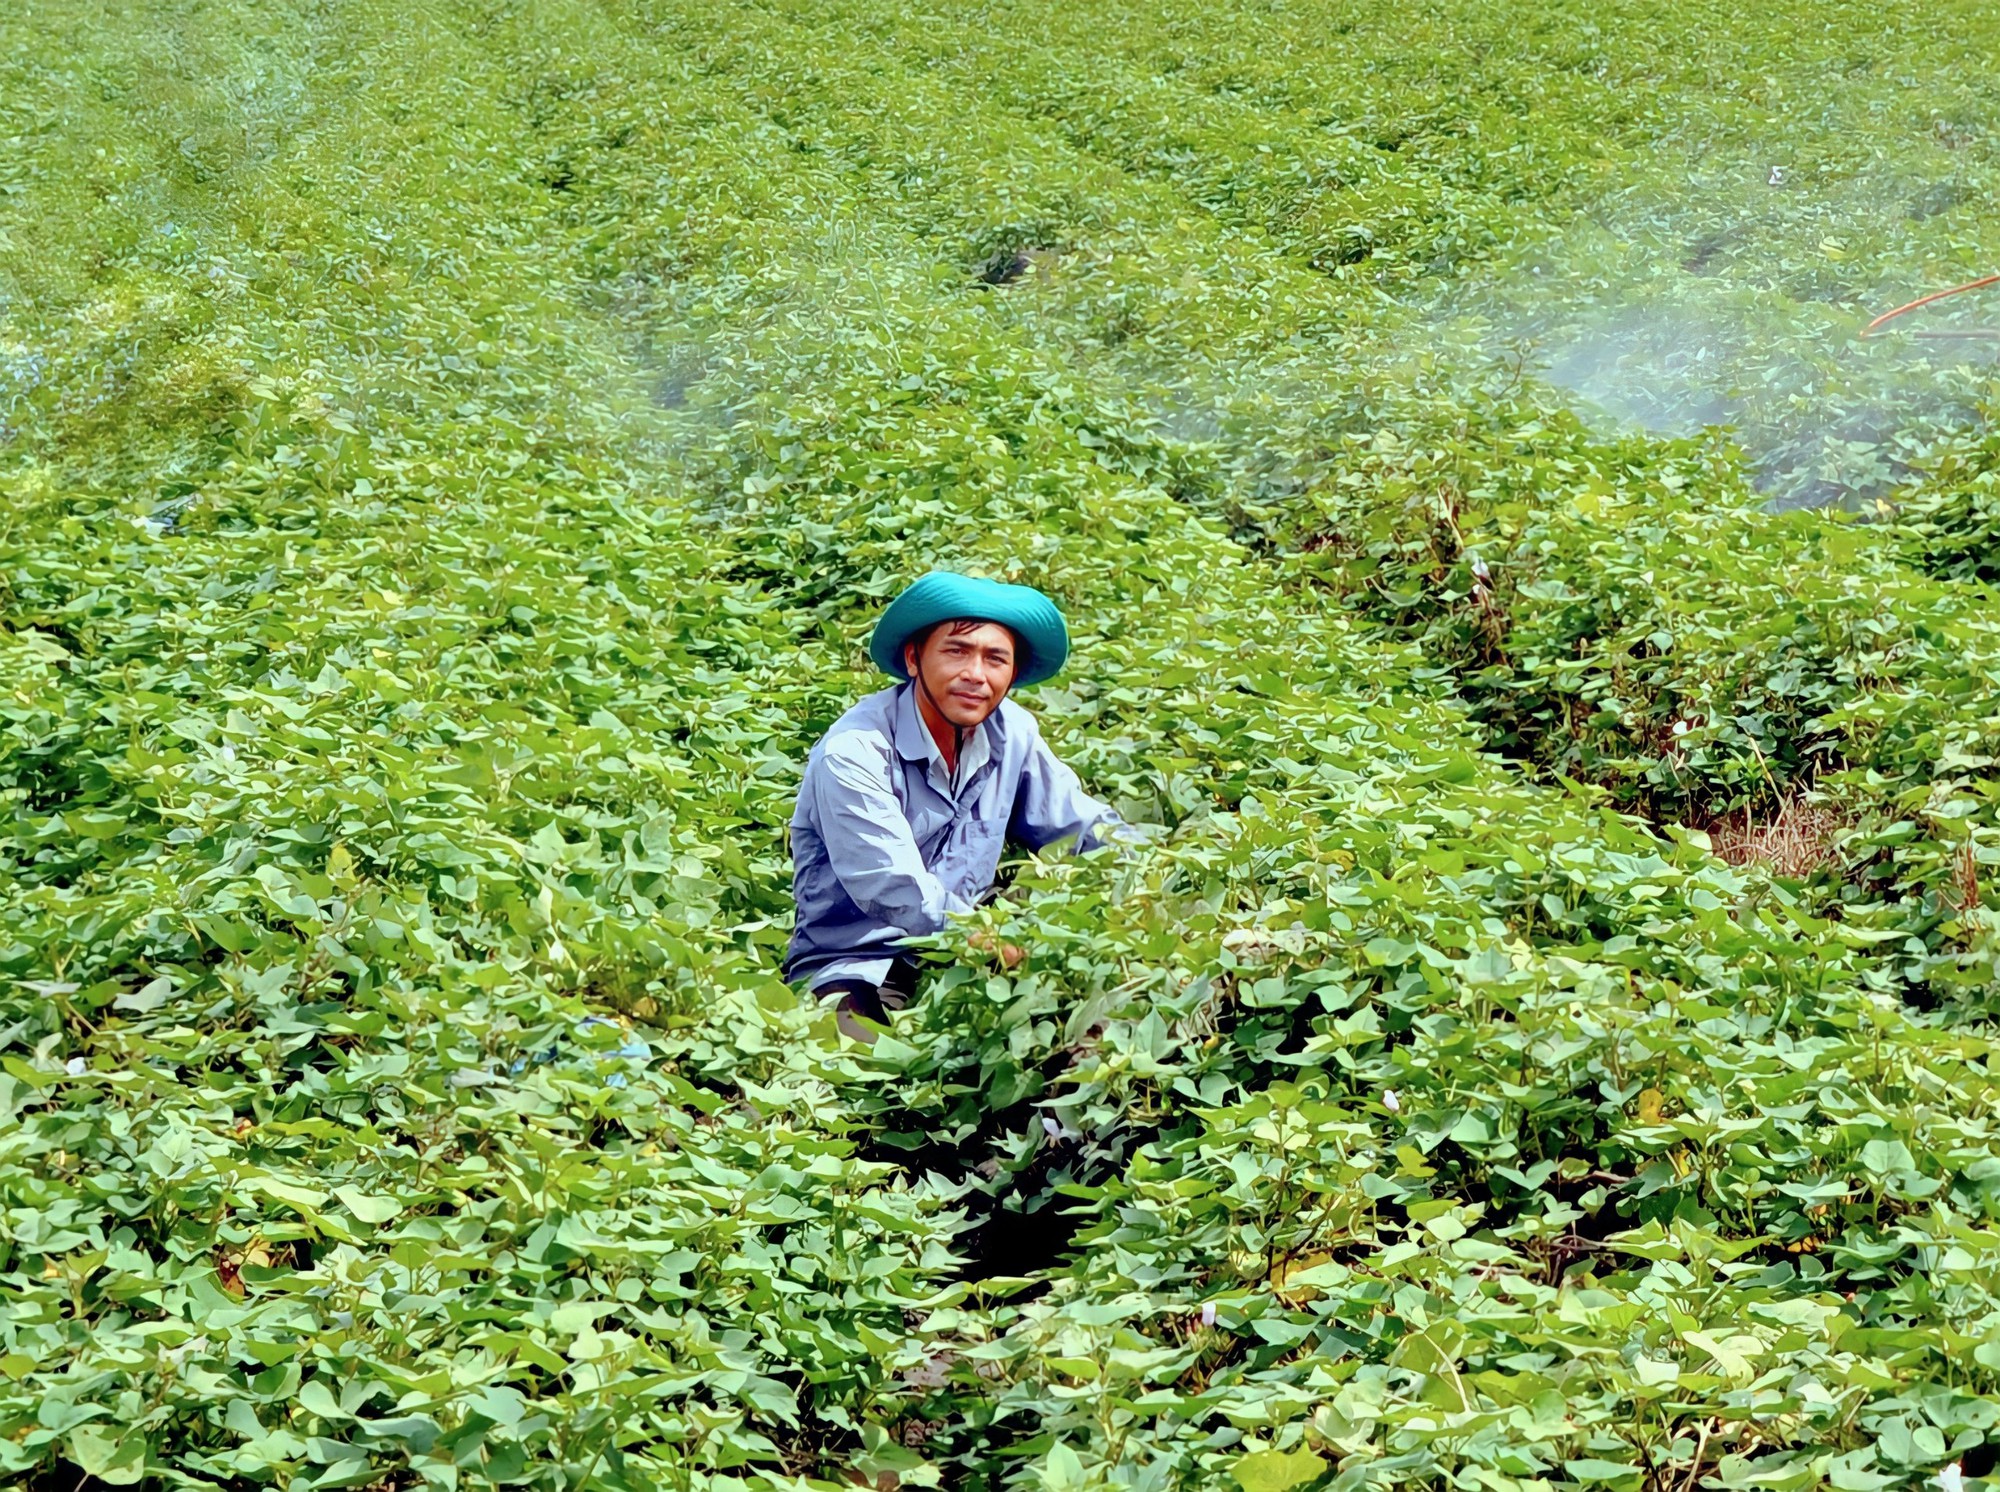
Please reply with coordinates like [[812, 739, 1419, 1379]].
[[944, 699, 997, 727]]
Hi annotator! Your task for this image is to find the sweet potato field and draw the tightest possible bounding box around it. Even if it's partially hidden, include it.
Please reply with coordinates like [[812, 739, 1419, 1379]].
[[8, 0, 2000, 1487]]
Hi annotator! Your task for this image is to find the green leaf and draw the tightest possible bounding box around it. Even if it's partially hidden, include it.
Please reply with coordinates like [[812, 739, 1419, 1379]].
[[1564, 1460, 1644, 1489], [1824, 1450, 1896, 1491], [245, 1176, 330, 1214], [67, 1425, 145, 1486], [1040, 1442, 1086, 1492], [1233, 1446, 1328, 1492], [332, 1186, 402, 1225]]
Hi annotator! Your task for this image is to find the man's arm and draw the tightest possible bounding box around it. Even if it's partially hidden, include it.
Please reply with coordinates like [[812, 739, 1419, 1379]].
[[1009, 719, 1127, 854], [813, 734, 973, 933]]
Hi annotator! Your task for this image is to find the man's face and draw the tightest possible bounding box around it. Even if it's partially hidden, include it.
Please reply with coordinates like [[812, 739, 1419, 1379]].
[[905, 621, 1017, 726]]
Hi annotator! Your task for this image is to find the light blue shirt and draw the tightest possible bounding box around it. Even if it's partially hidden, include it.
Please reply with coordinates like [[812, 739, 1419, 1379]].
[[786, 683, 1122, 990]]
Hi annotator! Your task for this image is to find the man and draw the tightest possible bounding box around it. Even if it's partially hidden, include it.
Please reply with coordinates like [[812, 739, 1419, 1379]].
[[786, 572, 1125, 1037]]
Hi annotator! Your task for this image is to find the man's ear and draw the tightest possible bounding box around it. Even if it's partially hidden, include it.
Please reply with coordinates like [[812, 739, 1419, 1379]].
[[902, 639, 920, 679]]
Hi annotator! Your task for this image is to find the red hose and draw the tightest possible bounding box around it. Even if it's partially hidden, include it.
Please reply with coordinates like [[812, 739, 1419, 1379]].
[[1862, 273, 2000, 337]]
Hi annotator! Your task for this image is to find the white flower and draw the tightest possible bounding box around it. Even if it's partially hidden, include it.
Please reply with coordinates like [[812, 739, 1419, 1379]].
[[1937, 1463, 1963, 1492], [1671, 720, 1690, 737], [1041, 1115, 1062, 1139], [1382, 1088, 1401, 1113], [65, 1056, 87, 1077], [1200, 1302, 1217, 1328]]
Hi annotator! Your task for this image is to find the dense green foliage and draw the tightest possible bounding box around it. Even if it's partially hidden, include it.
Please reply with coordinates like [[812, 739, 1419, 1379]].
[[7, 0, 2000, 1487]]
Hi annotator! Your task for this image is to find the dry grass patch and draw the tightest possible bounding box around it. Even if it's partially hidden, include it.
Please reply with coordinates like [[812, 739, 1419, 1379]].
[[1703, 797, 1851, 880]]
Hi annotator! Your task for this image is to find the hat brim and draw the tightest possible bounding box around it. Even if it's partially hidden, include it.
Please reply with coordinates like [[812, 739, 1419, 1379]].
[[869, 572, 1070, 689]]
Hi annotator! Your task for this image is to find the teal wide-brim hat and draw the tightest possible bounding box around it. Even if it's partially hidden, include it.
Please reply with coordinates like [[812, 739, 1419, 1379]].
[[869, 572, 1071, 689]]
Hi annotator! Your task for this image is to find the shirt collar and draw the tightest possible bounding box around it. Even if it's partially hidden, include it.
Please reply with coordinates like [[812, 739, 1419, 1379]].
[[891, 682, 997, 788], [892, 682, 940, 764]]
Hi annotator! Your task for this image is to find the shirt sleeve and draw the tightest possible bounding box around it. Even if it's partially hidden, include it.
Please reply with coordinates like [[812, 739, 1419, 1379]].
[[812, 733, 974, 934], [1009, 719, 1126, 855]]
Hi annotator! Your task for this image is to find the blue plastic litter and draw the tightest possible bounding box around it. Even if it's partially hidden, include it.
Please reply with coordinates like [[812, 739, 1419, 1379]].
[[508, 1016, 652, 1087]]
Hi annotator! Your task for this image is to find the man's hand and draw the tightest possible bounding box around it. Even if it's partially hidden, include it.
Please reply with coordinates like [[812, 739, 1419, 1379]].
[[968, 930, 1025, 969]]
